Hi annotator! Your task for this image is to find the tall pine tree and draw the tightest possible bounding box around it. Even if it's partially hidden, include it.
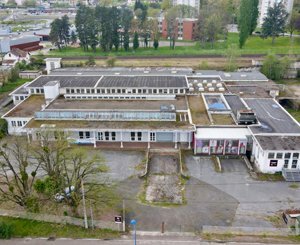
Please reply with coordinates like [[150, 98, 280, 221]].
[[238, 0, 259, 48], [261, 2, 288, 44]]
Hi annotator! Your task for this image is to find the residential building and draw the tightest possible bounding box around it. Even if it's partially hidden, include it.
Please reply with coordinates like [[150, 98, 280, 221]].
[[2, 48, 31, 67], [258, 0, 294, 26], [158, 17, 197, 40]]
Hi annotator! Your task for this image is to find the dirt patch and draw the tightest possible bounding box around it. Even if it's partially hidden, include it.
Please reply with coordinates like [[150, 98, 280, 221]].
[[211, 114, 235, 125], [188, 95, 210, 125], [148, 154, 179, 174], [146, 175, 183, 204], [143, 154, 184, 205]]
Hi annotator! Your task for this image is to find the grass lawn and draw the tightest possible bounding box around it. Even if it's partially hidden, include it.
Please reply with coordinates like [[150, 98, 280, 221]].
[[0, 216, 120, 239], [286, 108, 300, 122], [0, 78, 31, 94], [47, 33, 300, 57]]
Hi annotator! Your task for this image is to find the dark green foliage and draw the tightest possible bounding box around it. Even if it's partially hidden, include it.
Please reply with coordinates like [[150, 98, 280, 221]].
[[50, 15, 70, 50], [0, 222, 13, 239], [261, 2, 288, 44], [153, 38, 159, 50], [75, 4, 133, 53], [8, 66, 19, 83], [238, 0, 259, 48], [25, 197, 39, 213], [33, 179, 46, 194], [71, 31, 77, 44], [133, 32, 139, 50], [0, 119, 7, 139]]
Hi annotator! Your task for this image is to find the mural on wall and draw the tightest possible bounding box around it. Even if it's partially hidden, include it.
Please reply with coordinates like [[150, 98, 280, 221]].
[[196, 139, 247, 155]]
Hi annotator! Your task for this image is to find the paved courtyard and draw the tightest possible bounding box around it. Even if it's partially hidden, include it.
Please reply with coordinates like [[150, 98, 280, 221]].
[[185, 155, 300, 228], [92, 150, 300, 232]]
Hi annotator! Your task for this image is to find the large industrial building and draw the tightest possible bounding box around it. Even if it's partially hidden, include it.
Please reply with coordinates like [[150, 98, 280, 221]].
[[3, 60, 300, 179]]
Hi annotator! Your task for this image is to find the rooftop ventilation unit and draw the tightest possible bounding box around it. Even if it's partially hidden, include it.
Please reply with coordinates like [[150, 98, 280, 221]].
[[237, 110, 257, 125]]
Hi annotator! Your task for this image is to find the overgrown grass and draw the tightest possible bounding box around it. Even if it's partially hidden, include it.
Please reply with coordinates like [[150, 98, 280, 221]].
[[0, 78, 31, 94], [256, 172, 284, 181], [0, 216, 120, 239], [47, 33, 300, 57], [286, 108, 300, 122]]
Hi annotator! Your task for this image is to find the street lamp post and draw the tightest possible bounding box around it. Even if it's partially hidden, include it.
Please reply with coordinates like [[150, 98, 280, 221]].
[[130, 219, 137, 245]]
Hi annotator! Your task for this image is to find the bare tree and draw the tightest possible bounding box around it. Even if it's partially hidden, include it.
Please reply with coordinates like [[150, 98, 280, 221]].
[[60, 147, 107, 215], [0, 138, 41, 208]]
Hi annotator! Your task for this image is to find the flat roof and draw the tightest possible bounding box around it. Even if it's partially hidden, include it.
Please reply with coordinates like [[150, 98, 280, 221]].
[[194, 70, 268, 82], [25, 119, 194, 131], [27, 75, 102, 88], [97, 76, 187, 88], [46, 96, 188, 111], [255, 135, 300, 151], [195, 127, 250, 139], [224, 94, 247, 116], [50, 67, 193, 76], [4, 95, 45, 118], [244, 99, 300, 134]]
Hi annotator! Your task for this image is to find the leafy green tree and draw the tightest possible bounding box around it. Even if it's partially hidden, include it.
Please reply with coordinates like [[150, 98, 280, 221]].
[[120, 8, 133, 51], [111, 7, 120, 51], [286, 10, 300, 37], [133, 32, 139, 50], [61, 15, 70, 45], [71, 31, 77, 44], [261, 2, 288, 44], [123, 31, 130, 51], [238, 0, 259, 48], [195, 1, 229, 48], [261, 54, 291, 80], [75, 4, 92, 51], [250, 0, 259, 35], [153, 38, 159, 50], [50, 18, 63, 50], [166, 7, 178, 50], [161, 0, 171, 11]]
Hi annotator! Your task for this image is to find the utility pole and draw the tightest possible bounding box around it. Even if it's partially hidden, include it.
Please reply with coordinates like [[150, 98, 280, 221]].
[[81, 179, 88, 229], [122, 199, 125, 232]]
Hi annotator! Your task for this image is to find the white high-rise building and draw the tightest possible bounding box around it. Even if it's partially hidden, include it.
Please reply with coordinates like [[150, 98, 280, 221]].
[[172, 0, 201, 12], [258, 0, 294, 26]]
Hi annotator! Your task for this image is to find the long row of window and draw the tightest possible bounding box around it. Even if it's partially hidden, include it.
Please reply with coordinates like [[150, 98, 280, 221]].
[[268, 152, 299, 159], [14, 95, 28, 101], [66, 88, 185, 95], [78, 131, 156, 142], [11, 120, 27, 127], [30, 88, 44, 94]]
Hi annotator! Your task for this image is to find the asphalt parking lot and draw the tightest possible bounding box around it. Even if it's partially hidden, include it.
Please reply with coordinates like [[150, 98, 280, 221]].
[[185, 155, 300, 227]]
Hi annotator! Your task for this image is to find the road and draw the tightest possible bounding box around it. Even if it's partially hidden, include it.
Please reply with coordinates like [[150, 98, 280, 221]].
[[0, 237, 296, 245]]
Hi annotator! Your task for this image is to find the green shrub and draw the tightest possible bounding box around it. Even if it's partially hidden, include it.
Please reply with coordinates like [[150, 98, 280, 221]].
[[106, 56, 116, 67], [25, 197, 40, 213], [86, 56, 96, 66], [0, 222, 13, 239], [34, 179, 46, 194], [0, 119, 7, 139]]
